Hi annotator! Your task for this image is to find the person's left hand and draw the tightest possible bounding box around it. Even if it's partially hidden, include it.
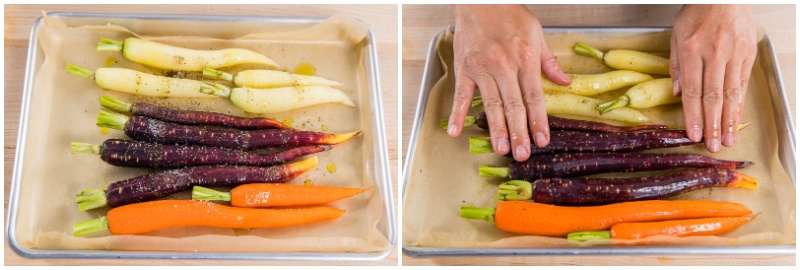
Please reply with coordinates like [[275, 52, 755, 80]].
[[670, 4, 757, 152]]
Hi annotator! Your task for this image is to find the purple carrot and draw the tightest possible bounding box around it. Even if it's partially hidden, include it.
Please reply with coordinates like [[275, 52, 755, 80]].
[[470, 130, 698, 155], [497, 168, 758, 206], [101, 95, 291, 130], [75, 156, 318, 211], [71, 139, 330, 168], [479, 152, 753, 180], [97, 110, 360, 151]]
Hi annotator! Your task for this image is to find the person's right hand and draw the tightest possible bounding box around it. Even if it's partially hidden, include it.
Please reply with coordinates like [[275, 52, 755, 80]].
[[447, 5, 571, 162]]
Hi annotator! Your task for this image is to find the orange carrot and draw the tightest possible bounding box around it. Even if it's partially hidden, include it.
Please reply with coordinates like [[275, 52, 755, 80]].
[[460, 200, 752, 237], [192, 184, 366, 207], [610, 215, 757, 239], [73, 200, 345, 236], [567, 215, 757, 241]]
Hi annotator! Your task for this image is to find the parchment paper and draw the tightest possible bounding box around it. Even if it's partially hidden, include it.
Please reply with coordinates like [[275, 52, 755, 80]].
[[13, 13, 391, 253], [403, 29, 796, 248]]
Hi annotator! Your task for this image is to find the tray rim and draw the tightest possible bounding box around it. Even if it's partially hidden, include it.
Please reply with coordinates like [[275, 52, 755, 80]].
[[6, 11, 396, 261], [401, 27, 797, 257]]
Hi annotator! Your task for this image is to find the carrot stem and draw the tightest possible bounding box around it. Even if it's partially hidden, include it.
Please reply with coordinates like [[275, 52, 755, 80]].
[[469, 137, 494, 154], [478, 164, 509, 178], [76, 189, 108, 212], [574, 42, 605, 61], [459, 206, 495, 222], [96, 37, 124, 52], [567, 230, 611, 241], [199, 82, 231, 97], [497, 180, 532, 201], [65, 63, 94, 79], [596, 95, 630, 115], [70, 142, 101, 155], [202, 67, 235, 83], [192, 186, 232, 202], [471, 96, 483, 108], [73, 216, 109, 236], [99, 95, 133, 113], [96, 110, 128, 131]]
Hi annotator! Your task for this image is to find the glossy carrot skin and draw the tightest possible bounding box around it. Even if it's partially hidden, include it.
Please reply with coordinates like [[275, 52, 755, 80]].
[[524, 130, 696, 155], [611, 216, 756, 240], [130, 102, 292, 130], [106, 157, 316, 207], [124, 116, 359, 151], [107, 200, 344, 235], [99, 139, 329, 168], [475, 112, 667, 132], [229, 183, 365, 207], [494, 200, 752, 236], [509, 152, 752, 180], [531, 168, 758, 205]]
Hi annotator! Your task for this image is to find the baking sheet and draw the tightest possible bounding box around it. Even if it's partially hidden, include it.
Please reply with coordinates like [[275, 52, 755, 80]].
[[402, 28, 795, 255], [7, 13, 394, 260]]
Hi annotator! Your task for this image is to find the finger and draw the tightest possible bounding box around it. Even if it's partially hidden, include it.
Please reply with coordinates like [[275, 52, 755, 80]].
[[493, 67, 531, 162], [518, 43, 551, 149], [475, 77, 511, 156], [669, 35, 682, 96], [539, 43, 571, 86], [702, 58, 726, 153], [448, 69, 477, 137], [678, 48, 705, 143], [721, 62, 743, 148]]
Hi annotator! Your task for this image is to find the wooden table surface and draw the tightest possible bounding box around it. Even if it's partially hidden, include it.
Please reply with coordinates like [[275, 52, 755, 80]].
[[3, 4, 398, 266], [401, 4, 796, 266]]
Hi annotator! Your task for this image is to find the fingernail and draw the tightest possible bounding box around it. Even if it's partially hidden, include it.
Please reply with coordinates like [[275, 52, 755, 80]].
[[447, 123, 457, 135], [690, 125, 702, 142], [515, 145, 529, 159], [707, 138, 720, 153], [497, 138, 509, 153], [534, 132, 547, 146], [673, 79, 680, 96], [723, 133, 735, 147]]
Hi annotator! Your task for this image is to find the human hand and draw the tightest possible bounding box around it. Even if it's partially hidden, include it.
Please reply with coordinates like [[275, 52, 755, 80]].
[[670, 5, 756, 152], [447, 5, 571, 162]]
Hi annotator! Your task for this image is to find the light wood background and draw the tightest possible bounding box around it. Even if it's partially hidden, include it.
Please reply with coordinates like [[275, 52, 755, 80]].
[[3, 4, 398, 266], [401, 4, 796, 266]]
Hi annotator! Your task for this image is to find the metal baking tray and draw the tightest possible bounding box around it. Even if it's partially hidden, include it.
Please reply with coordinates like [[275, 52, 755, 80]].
[[402, 27, 795, 257], [7, 12, 395, 261]]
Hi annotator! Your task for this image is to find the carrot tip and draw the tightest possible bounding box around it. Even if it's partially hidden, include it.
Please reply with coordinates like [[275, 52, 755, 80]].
[[326, 130, 362, 145], [730, 172, 759, 189]]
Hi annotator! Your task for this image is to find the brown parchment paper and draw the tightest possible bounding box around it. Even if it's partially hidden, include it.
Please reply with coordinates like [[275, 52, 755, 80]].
[[403, 29, 796, 248], [13, 14, 391, 253]]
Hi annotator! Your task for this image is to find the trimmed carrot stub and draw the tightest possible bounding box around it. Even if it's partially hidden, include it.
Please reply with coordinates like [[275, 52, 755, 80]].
[[73, 200, 344, 236], [574, 42, 670, 76], [192, 183, 366, 207], [441, 113, 668, 133], [567, 215, 757, 241], [97, 111, 361, 151], [497, 168, 758, 205], [479, 152, 753, 180], [66, 64, 226, 98], [71, 139, 329, 168], [97, 37, 280, 71], [100, 96, 292, 130], [75, 156, 318, 211], [459, 200, 752, 237], [597, 78, 682, 114], [203, 68, 342, 88]]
